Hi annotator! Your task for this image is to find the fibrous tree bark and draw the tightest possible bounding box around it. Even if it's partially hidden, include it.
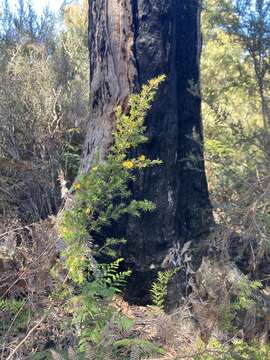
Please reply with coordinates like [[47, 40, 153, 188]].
[[83, 0, 212, 304]]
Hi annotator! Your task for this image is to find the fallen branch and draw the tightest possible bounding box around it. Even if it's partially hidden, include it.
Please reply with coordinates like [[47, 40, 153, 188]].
[[6, 309, 51, 360]]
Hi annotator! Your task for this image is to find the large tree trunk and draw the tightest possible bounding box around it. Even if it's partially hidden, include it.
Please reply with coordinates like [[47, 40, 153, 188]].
[[83, 0, 212, 305]]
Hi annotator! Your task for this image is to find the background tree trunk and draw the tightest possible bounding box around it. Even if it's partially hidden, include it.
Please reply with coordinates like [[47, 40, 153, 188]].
[[83, 0, 213, 305]]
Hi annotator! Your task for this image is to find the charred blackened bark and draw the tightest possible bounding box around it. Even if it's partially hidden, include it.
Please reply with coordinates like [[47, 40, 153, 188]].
[[84, 0, 212, 305]]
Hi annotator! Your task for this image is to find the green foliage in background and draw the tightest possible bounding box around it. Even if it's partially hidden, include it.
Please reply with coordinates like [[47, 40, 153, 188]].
[[202, 0, 265, 198], [0, 0, 88, 221], [202, 0, 270, 260], [201, 1, 270, 352]]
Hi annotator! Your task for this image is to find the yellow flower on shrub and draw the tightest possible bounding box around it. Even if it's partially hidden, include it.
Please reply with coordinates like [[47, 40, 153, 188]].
[[74, 183, 81, 190], [139, 155, 146, 161], [123, 160, 134, 169], [85, 207, 92, 215], [92, 166, 98, 171], [60, 226, 69, 235]]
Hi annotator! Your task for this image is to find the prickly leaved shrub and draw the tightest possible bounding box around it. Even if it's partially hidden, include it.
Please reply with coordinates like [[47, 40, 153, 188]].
[[58, 76, 165, 357], [59, 75, 165, 283]]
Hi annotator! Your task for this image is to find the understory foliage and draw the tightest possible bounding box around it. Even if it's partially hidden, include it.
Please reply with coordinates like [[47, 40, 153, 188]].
[[2, 0, 270, 358], [58, 76, 165, 358], [195, 338, 270, 359]]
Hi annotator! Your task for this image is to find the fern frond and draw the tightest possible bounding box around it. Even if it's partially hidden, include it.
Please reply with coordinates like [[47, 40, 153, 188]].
[[150, 269, 177, 309], [129, 345, 142, 360]]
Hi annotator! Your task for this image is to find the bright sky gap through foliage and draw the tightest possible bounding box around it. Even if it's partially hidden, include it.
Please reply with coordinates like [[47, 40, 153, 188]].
[[31, 0, 63, 14], [7, 0, 64, 15]]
